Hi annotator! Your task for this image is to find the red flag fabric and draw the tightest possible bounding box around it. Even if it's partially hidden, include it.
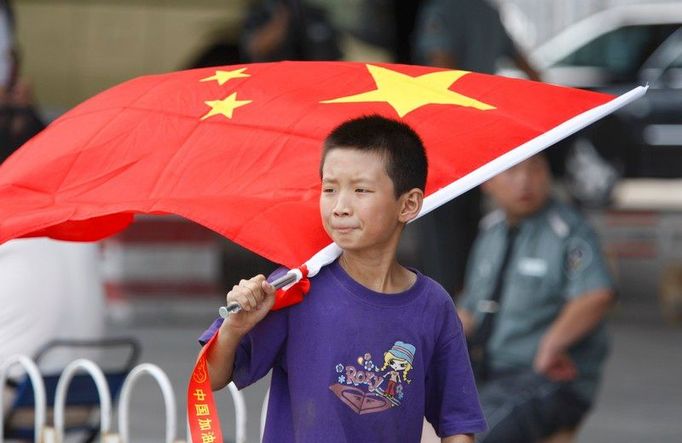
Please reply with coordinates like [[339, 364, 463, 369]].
[[0, 61, 615, 268]]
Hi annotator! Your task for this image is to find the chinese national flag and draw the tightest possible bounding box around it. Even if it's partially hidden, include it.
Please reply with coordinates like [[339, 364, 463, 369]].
[[0, 62, 629, 268], [0, 61, 645, 443]]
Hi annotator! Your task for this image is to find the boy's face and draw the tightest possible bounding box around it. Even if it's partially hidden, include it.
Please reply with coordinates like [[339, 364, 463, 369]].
[[320, 148, 408, 254]]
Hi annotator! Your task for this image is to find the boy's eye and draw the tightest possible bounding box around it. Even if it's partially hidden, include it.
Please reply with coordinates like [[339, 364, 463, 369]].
[[322, 187, 335, 193], [355, 188, 372, 193]]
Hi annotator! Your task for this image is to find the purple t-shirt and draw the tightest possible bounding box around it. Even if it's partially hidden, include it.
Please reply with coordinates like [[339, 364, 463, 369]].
[[199, 260, 486, 442]]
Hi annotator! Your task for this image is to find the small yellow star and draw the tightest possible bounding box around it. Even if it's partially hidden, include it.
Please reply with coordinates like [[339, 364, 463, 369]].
[[200, 93, 252, 120], [200, 68, 250, 86], [321, 64, 495, 117]]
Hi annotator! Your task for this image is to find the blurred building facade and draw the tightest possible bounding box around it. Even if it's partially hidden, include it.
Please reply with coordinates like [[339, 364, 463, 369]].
[[13, 0, 249, 115], [12, 0, 681, 115]]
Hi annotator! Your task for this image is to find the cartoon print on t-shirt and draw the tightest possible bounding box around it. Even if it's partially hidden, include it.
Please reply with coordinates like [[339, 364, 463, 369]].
[[329, 340, 416, 414], [381, 342, 413, 398]]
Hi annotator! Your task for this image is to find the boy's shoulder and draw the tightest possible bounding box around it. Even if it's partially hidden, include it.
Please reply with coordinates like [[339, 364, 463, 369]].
[[422, 274, 453, 304], [412, 268, 456, 306]]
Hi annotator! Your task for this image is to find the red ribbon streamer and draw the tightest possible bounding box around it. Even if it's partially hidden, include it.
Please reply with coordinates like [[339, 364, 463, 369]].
[[188, 266, 310, 441], [188, 331, 224, 443]]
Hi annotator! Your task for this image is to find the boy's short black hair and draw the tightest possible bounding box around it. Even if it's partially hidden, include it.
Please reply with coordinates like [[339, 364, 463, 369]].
[[320, 115, 428, 198]]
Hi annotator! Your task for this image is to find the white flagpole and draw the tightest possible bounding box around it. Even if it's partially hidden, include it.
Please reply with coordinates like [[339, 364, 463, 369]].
[[219, 85, 647, 317]]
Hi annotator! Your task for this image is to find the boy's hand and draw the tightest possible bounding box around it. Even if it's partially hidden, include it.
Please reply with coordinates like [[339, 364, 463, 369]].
[[220, 275, 276, 337]]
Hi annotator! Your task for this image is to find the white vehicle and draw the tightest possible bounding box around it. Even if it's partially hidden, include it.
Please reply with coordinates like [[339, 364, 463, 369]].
[[531, 3, 682, 89], [505, 3, 682, 207]]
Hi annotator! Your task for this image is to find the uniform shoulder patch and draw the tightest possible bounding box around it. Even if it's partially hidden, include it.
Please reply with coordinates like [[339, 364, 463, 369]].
[[565, 236, 593, 278], [548, 211, 570, 238]]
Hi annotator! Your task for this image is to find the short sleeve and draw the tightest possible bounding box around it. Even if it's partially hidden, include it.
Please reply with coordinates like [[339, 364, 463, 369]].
[[232, 309, 288, 389], [413, 0, 459, 64], [425, 299, 487, 436], [196, 310, 288, 390], [562, 225, 614, 300]]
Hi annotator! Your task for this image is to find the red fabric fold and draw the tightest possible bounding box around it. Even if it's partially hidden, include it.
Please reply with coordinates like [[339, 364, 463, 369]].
[[272, 265, 310, 310]]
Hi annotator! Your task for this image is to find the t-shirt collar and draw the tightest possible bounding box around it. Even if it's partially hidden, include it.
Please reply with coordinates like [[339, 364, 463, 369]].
[[327, 259, 427, 307]]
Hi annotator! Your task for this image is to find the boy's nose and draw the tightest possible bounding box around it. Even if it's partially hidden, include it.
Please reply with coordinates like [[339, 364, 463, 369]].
[[332, 193, 351, 216]]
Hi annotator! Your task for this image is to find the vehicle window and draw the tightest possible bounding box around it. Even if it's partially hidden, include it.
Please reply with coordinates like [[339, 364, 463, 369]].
[[662, 51, 682, 88], [667, 47, 682, 69], [647, 28, 682, 88], [556, 24, 681, 81]]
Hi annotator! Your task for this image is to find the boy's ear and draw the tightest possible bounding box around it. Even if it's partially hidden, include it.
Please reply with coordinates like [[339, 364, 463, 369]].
[[399, 188, 424, 223]]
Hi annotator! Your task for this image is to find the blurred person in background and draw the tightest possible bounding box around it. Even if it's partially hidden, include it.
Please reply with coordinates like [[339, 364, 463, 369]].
[[346, 0, 426, 64], [240, 0, 342, 62], [0, 0, 105, 415], [458, 154, 615, 442], [410, 0, 541, 297], [0, 0, 43, 164], [0, 239, 107, 369], [412, 0, 540, 76]]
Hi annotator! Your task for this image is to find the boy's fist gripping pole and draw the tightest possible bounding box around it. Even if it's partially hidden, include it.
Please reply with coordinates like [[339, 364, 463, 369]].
[[220, 274, 277, 334], [218, 269, 301, 318]]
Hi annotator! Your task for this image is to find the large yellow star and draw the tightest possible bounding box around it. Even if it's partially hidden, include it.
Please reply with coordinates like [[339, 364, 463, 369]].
[[200, 92, 252, 120], [200, 68, 250, 86], [321, 64, 495, 117]]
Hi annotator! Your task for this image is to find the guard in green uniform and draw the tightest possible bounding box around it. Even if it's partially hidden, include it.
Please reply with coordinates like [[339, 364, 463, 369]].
[[458, 154, 615, 443]]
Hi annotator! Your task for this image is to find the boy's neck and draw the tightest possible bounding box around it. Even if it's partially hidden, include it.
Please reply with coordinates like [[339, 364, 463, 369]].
[[339, 252, 416, 294]]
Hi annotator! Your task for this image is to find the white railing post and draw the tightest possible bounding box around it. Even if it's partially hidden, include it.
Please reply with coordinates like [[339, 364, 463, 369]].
[[227, 382, 247, 443], [117, 363, 179, 443], [53, 358, 113, 442], [186, 416, 192, 443], [260, 387, 270, 443], [0, 355, 48, 442]]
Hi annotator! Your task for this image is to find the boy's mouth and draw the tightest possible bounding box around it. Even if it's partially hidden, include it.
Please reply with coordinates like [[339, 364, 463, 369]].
[[332, 225, 357, 233]]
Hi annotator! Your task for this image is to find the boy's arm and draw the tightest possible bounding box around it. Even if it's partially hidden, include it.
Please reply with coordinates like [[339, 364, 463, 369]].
[[204, 324, 244, 391], [442, 434, 474, 443], [204, 274, 276, 390]]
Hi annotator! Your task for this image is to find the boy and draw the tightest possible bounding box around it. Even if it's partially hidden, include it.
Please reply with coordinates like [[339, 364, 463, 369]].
[[199, 115, 486, 442]]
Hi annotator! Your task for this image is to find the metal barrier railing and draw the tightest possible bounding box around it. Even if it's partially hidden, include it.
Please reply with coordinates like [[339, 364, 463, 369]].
[[117, 363, 178, 443], [0, 354, 50, 442], [228, 382, 247, 443], [53, 358, 113, 442], [1, 356, 251, 443], [260, 387, 270, 443]]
